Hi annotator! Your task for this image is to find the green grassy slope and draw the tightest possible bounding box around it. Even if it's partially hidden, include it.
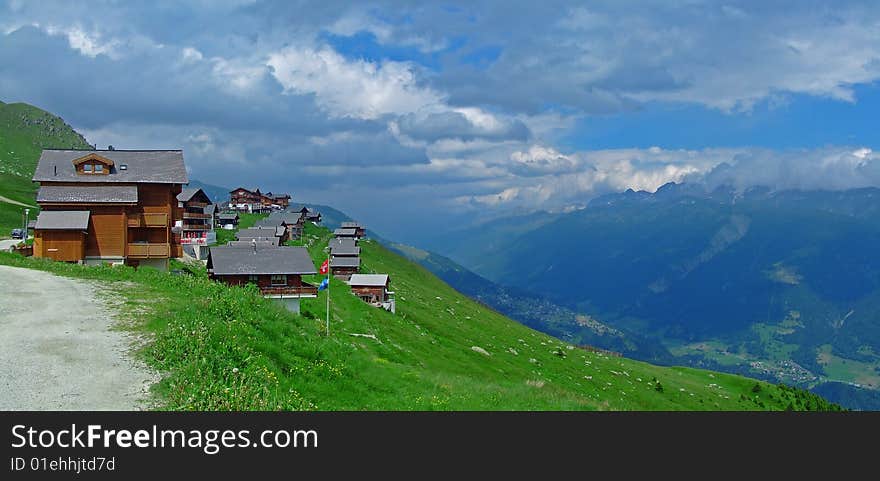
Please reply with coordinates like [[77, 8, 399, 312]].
[[0, 101, 92, 235], [0, 222, 840, 410]]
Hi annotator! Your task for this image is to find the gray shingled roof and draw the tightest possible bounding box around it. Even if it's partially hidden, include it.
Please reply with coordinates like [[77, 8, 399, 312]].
[[218, 213, 239, 220], [177, 187, 210, 202], [331, 244, 360, 256], [280, 212, 302, 224], [253, 218, 283, 228], [236, 227, 282, 239], [34, 210, 90, 230], [234, 236, 279, 245], [329, 237, 357, 249], [348, 274, 389, 287], [33, 150, 188, 184], [204, 204, 217, 215], [331, 256, 361, 267], [334, 228, 358, 236], [226, 240, 279, 249], [208, 246, 317, 275], [341, 221, 362, 228], [37, 185, 138, 204]]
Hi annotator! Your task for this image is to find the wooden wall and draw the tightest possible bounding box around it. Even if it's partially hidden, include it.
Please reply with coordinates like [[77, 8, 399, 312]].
[[212, 274, 304, 288], [85, 206, 126, 257], [35, 230, 84, 262], [351, 286, 386, 301], [37, 182, 183, 260]]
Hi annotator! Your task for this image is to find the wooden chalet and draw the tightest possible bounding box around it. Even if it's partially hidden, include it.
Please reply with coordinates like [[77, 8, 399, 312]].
[[207, 245, 317, 313], [330, 255, 360, 280], [293, 205, 322, 223], [279, 212, 304, 239], [217, 212, 239, 229], [334, 227, 359, 238], [177, 187, 216, 258], [32, 149, 188, 269], [229, 187, 265, 213], [330, 241, 360, 257], [348, 274, 394, 313], [341, 221, 366, 237], [234, 227, 284, 245], [229, 187, 290, 212], [265, 192, 291, 209]]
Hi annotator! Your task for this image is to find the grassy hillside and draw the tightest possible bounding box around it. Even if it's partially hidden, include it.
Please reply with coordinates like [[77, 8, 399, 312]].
[[385, 241, 676, 364], [0, 222, 840, 410], [0, 100, 92, 235]]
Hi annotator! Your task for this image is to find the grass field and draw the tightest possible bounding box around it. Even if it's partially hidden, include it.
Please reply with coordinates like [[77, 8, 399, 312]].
[[817, 345, 880, 389], [0, 222, 841, 411], [214, 213, 268, 245]]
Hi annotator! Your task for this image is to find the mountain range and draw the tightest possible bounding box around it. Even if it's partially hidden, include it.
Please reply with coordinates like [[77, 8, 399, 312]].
[[421, 182, 880, 409]]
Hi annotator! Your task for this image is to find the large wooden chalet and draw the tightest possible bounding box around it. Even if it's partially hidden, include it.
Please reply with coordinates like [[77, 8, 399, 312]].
[[177, 187, 216, 254], [207, 245, 317, 313], [229, 187, 290, 212], [31, 149, 188, 269]]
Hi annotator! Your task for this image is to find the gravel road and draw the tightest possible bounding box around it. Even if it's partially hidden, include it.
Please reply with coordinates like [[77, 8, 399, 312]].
[[0, 265, 158, 410], [0, 239, 19, 251]]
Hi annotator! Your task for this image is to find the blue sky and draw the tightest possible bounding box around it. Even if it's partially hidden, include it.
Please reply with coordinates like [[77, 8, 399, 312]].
[[2, 1, 880, 243]]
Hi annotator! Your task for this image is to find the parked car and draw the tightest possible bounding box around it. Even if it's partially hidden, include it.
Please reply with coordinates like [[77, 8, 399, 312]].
[[10, 228, 24, 239]]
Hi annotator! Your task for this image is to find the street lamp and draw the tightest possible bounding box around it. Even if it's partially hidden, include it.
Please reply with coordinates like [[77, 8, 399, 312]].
[[23, 208, 29, 239]]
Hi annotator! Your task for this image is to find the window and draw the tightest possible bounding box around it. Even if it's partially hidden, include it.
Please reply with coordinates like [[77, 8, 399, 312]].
[[270, 274, 287, 286], [83, 164, 93, 173], [94, 164, 104, 173], [247, 275, 258, 284]]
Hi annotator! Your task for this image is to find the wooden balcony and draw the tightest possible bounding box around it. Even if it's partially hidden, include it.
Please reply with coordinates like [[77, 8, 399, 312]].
[[259, 284, 318, 297], [185, 201, 209, 208], [128, 212, 168, 228], [127, 242, 170, 258], [182, 223, 211, 231], [182, 211, 211, 219]]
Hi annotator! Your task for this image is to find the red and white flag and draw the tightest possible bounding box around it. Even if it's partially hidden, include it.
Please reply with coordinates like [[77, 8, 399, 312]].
[[319, 258, 329, 274]]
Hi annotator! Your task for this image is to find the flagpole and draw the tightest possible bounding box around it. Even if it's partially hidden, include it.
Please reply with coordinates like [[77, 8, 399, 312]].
[[325, 251, 330, 336]]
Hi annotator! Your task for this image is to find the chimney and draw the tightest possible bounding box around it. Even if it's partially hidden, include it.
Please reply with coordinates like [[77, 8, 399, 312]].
[[252, 238, 257, 254], [53, 165, 57, 176]]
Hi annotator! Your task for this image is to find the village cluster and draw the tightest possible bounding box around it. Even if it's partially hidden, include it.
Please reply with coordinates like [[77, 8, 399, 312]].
[[23, 149, 393, 314]]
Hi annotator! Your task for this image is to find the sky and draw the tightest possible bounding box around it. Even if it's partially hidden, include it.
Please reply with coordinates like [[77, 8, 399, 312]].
[[2, 0, 880, 243]]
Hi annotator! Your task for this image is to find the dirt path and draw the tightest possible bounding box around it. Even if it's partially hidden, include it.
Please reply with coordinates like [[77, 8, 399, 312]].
[[0, 265, 158, 410], [0, 194, 35, 208]]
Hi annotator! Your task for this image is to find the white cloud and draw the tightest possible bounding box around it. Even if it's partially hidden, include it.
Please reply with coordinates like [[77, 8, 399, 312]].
[[210, 56, 266, 92], [44, 24, 120, 59], [509, 145, 579, 176], [181, 46, 203, 63], [267, 45, 443, 119]]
